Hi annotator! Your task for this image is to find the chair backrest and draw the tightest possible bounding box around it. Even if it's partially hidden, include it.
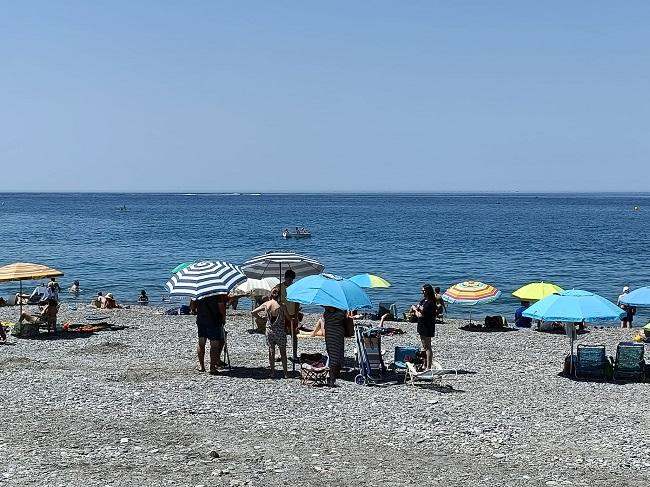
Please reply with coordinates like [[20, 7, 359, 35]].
[[394, 346, 419, 364], [377, 302, 393, 316], [576, 344, 607, 375], [615, 342, 645, 373]]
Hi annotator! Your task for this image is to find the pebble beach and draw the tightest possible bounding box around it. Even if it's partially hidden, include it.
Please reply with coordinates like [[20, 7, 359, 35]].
[[1, 305, 649, 487]]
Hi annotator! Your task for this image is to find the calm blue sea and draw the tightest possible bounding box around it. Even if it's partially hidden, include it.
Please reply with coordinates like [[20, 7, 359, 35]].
[[1, 193, 649, 324]]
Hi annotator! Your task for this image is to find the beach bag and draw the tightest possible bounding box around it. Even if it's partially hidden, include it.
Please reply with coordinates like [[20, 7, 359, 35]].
[[343, 317, 354, 338]]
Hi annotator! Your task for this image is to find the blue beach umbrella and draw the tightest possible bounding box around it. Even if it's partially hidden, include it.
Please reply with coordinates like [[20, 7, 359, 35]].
[[523, 289, 625, 324], [286, 273, 372, 310], [619, 286, 650, 307]]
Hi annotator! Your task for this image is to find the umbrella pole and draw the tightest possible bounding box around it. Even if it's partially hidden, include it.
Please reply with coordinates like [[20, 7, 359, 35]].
[[19, 280, 23, 320]]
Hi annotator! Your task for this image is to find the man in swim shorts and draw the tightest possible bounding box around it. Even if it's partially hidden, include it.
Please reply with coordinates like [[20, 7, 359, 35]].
[[192, 294, 226, 375]]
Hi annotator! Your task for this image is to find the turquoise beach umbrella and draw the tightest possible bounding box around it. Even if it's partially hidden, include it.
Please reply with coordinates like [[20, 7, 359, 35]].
[[619, 286, 650, 307], [523, 289, 624, 324], [171, 261, 195, 274], [286, 273, 372, 310]]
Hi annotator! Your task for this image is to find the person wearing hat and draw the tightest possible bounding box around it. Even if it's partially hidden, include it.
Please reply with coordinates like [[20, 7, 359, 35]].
[[617, 286, 636, 328], [101, 293, 121, 309]]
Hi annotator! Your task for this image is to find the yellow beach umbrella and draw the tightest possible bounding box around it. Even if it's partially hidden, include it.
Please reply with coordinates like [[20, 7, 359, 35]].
[[0, 262, 64, 316], [0, 262, 64, 282], [349, 273, 391, 288], [512, 282, 563, 302]]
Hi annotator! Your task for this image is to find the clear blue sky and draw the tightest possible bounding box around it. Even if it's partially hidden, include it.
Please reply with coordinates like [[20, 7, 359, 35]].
[[2, 1, 648, 192]]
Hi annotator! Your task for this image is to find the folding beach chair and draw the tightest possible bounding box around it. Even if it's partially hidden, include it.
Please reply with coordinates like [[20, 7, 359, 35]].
[[392, 346, 419, 379], [612, 342, 645, 382], [405, 361, 458, 387], [575, 344, 611, 380], [299, 353, 329, 386]]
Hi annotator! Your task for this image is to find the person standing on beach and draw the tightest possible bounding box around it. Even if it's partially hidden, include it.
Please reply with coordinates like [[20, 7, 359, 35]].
[[323, 305, 346, 386], [273, 270, 299, 333], [617, 286, 636, 328], [251, 288, 288, 378], [411, 284, 437, 370], [191, 294, 227, 375]]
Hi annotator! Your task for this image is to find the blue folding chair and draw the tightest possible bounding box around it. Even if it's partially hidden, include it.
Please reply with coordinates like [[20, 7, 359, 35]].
[[575, 344, 611, 380], [612, 342, 645, 382], [393, 346, 419, 380]]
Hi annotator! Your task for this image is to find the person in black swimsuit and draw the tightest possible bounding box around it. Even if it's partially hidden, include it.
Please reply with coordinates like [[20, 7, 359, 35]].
[[410, 284, 437, 370]]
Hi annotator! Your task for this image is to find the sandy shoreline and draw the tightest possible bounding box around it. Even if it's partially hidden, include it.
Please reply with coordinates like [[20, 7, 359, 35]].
[[1, 304, 648, 486]]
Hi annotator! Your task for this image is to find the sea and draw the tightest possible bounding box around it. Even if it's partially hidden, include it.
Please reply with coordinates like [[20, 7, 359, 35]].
[[1, 192, 649, 324]]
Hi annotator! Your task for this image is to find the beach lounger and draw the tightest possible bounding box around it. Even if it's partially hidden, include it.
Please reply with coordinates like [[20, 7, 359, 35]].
[[612, 342, 645, 382], [405, 361, 458, 387], [392, 346, 419, 378], [574, 344, 611, 380]]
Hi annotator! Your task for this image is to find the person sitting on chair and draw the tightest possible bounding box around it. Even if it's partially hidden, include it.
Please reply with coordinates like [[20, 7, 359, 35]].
[[514, 301, 533, 328], [19, 299, 59, 333], [434, 287, 447, 321]]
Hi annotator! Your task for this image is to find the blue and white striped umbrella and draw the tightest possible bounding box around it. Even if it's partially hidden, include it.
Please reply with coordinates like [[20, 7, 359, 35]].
[[241, 251, 324, 279], [165, 261, 247, 299]]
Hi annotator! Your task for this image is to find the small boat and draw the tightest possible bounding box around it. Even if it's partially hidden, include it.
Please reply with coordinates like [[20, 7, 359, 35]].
[[282, 228, 312, 239]]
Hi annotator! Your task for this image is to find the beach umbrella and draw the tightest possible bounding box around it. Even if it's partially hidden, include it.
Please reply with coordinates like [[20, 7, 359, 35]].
[[241, 251, 324, 280], [522, 290, 625, 323], [286, 273, 372, 310], [242, 251, 324, 369], [619, 286, 650, 307], [349, 273, 391, 289], [233, 277, 280, 297], [442, 281, 501, 324], [443, 281, 501, 305], [0, 262, 64, 317], [165, 261, 247, 299], [523, 289, 625, 377], [171, 261, 195, 274], [512, 282, 563, 302]]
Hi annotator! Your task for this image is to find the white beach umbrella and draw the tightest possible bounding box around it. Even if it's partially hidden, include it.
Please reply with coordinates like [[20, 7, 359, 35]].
[[233, 277, 280, 297], [241, 251, 324, 280]]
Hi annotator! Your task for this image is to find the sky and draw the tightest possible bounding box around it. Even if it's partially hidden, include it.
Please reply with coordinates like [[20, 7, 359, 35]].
[[1, 1, 649, 192]]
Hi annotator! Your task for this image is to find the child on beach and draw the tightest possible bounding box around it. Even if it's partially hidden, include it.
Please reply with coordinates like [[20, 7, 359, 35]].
[[137, 290, 149, 305]]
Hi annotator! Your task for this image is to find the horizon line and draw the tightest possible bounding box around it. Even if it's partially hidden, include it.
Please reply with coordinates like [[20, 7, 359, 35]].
[[1, 190, 650, 196]]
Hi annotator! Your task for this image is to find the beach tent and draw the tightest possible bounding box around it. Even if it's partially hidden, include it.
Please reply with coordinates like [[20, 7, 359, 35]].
[[0, 262, 64, 318]]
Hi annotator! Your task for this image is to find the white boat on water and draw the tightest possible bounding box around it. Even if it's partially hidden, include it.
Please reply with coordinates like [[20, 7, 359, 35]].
[[282, 228, 311, 239]]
